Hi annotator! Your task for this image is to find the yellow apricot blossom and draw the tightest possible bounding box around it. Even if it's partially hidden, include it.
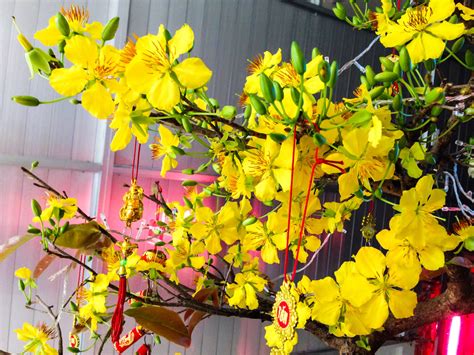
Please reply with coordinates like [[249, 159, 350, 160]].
[[149, 125, 180, 177], [15, 322, 58, 355]]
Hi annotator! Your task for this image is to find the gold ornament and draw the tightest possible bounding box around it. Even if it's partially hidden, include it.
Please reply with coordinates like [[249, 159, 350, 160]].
[[119, 179, 144, 227], [360, 212, 376, 243], [271, 281, 298, 347]]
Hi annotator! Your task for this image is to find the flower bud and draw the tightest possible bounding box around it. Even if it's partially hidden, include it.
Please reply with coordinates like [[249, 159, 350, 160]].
[[221, 105, 237, 119], [290, 87, 300, 105], [182, 168, 194, 175], [31, 199, 42, 217], [318, 60, 329, 83], [399, 46, 411, 72], [269, 133, 287, 143], [56, 12, 70, 37], [243, 104, 252, 120], [182, 116, 193, 132], [328, 61, 338, 88], [259, 73, 275, 103], [374, 71, 399, 83], [12, 95, 40, 106], [365, 65, 375, 87], [273, 81, 283, 101], [102, 17, 120, 41], [242, 216, 258, 226], [424, 87, 444, 105], [250, 95, 266, 115], [291, 41, 305, 75], [170, 145, 185, 156], [379, 56, 394, 71], [182, 180, 197, 187], [369, 86, 385, 100]]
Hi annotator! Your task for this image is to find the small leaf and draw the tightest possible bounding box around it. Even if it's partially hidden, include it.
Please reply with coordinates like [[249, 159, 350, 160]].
[[125, 306, 191, 347], [33, 253, 57, 278], [187, 311, 206, 336]]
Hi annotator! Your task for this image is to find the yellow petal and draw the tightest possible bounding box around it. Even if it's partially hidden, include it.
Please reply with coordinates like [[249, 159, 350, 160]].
[[387, 263, 420, 290], [380, 23, 415, 47], [428, 0, 456, 23], [313, 299, 343, 326], [65, 35, 98, 68], [427, 22, 465, 41], [415, 175, 434, 205], [84, 22, 104, 40], [368, 115, 382, 147], [338, 171, 359, 201], [354, 247, 386, 280], [340, 273, 376, 307], [49, 67, 88, 96], [313, 277, 340, 302], [82, 83, 115, 119], [456, 3, 474, 21], [169, 24, 194, 59], [173, 57, 212, 89], [15, 267, 32, 280], [125, 56, 160, 94], [406, 32, 445, 64], [110, 127, 132, 151], [148, 72, 180, 111], [423, 189, 445, 212], [388, 289, 417, 318], [418, 245, 444, 270], [158, 124, 179, 147], [359, 293, 389, 329], [34, 17, 62, 46]]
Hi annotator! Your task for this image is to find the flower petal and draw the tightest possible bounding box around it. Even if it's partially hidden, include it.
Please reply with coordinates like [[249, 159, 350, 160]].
[[49, 67, 88, 96], [169, 24, 194, 59], [65, 35, 98, 68], [428, 0, 455, 23], [82, 83, 115, 119], [388, 289, 417, 318], [173, 57, 212, 89], [148, 72, 180, 111], [427, 22, 465, 41], [406, 32, 445, 64]]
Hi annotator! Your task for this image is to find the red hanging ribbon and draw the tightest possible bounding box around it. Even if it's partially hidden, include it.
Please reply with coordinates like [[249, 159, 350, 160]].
[[111, 274, 127, 343], [113, 325, 146, 353]]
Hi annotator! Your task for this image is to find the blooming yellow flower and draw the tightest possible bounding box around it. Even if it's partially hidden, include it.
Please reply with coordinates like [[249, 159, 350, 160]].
[[125, 24, 212, 111], [243, 49, 282, 94], [189, 203, 239, 254], [78, 274, 109, 331], [15, 322, 58, 355], [242, 136, 294, 201], [34, 5, 103, 46], [15, 267, 32, 280], [149, 125, 180, 177], [49, 36, 120, 118], [219, 155, 254, 199], [32, 193, 77, 223], [380, 0, 465, 63], [227, 271, 267, 310], [399, 142, 426, 178]]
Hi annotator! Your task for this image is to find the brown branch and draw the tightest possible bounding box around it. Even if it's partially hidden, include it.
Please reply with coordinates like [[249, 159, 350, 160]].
[[36, 295, 63, 355]]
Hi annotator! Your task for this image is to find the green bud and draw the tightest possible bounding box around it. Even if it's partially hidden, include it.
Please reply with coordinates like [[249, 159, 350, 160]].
[[31, 199, 42, 217], [328, 61, 338, 88], [242, 216, 258, 226], [312, 132, 327, 147], [424, 87, 444, 105], [360, 75, 369, 88], [365, 65, 375, 87], [31, 161, 39, 169], [259, 74, 275, 103], [25, 48, 52, 77], [182, 116, 193, 133], [70, 301, 79, 312], [269, 133, 287, 143], [352, 16, 361, 25], [221, 105, 237, 119], [55, 12, 70, 37], [311, 47, 321, 59], [12, 95, 40, 106], [369, 86, 385, 100], [249, 95, 266, 115], [291, 41, 305, 75], [69, 98, 80, 105], [263, 200, 274, 207], [290, 87, 300, 105], [209, 98, 220, 109], [195, 162, 208, 173], [163, 29, 172, 41], [243, 104, 252, 120], [424, 59, 435, 72], [183, 196, 193, 209], [451, 37, 464, 54], [273, 81, 283, 101], [59, 222, 69, 235], [392, 93, 402, 111], [130, 301, 143, 308], [170, 145, 185, 156], [399, 46, 411, 72], [431, 105, 443, 117], [102, 17, 120, 41], [448, 14, 459, 23], [182, 180, 198, 187], [393, 62, 401, 77], [182, 168, 195, 175], [27, 225, 41, 234], [374, 71, 399, 83], [379, 56, 394, 71], [465, 50, 474, 68], [18, 279, 25, 292], [318, 60, 329, 83], [333, 6, 346, 20], [67, 347, 81, 353]]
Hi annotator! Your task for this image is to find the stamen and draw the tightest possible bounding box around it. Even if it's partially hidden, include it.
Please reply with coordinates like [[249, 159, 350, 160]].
[[60, 5, 89, 26]]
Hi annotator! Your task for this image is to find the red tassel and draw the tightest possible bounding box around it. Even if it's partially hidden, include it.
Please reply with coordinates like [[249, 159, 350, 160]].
[[111, 275, 126, 343], [136, 344, 151, 355]]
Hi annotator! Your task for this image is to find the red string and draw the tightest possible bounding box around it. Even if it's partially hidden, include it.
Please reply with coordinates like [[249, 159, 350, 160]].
[[111, 275, 127, 343], [283, 128, 298, 282], [130, 138, 142, 181], [131, 138, 137, 181]]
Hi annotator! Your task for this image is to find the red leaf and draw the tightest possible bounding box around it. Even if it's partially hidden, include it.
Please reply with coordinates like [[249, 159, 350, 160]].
[[187, 311, 206, 336], [33, 253, 57, 278], [184, 287, 217, 321], [125, 306, 191, 347]]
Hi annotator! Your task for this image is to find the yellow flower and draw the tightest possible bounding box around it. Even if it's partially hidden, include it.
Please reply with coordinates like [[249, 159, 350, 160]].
[[243, 49, 282, 94], [349, 247, 418, 329], [15, 322, 58, 355], [15, 267, 32, 280], [78, 274, 109, 331], [307, 197, 362, 234], [399, 142, 426, 178], [166, 238, 206, 283], [32, 193, 77, 223], [34, 5, 103, 46], [377, 175, 459, 271], [227, 271, 267, 310], [244, 213, 286, 264], [242, 136, 294, 201], [380, 0, 464, 63], [219, 155, 254, 199], [189, 203, 240, 254], [149, 125, 180, 177], [125, 24, 212, 111], [49, 36, 120, 118]]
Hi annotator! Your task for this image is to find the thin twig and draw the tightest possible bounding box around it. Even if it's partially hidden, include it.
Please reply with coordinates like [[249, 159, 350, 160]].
[[36, 295, 63, 355]]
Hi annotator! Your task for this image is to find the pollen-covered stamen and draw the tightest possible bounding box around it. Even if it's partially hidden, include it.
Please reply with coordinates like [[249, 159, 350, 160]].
[[142, 40, 170, 73], [402, 6, 433, 31], [118, 38, 137, 72], [150, 140, 167, 159], [60, 5, 89, 27], [452, 218, 472, 235], [243, 150, 271, 179], [238, 92, 249, 107], [274, 63, 300, 87], [247, 54, 264, 75], [38, 323, 58, 339], [94, 57, 117, 80]]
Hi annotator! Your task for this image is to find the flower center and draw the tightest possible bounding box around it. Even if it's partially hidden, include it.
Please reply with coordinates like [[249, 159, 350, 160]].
[[61, 5, 89, 29], [275, 63, 301, 87], [142, 39, 170, 73], [402, 6, 432, 32], [244, 150, 271, 179], [247, 54, 264, 75]]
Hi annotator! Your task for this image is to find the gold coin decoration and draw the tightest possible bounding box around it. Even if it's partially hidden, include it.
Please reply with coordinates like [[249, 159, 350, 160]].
[[271, 280, 298, 345]]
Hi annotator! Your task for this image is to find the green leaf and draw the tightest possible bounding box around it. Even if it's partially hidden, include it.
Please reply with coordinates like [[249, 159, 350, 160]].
[[348, 110, 372, 126], [464, 236, 474, 252], [125, 306, 191, 347], [53, 221, 103, 249]]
